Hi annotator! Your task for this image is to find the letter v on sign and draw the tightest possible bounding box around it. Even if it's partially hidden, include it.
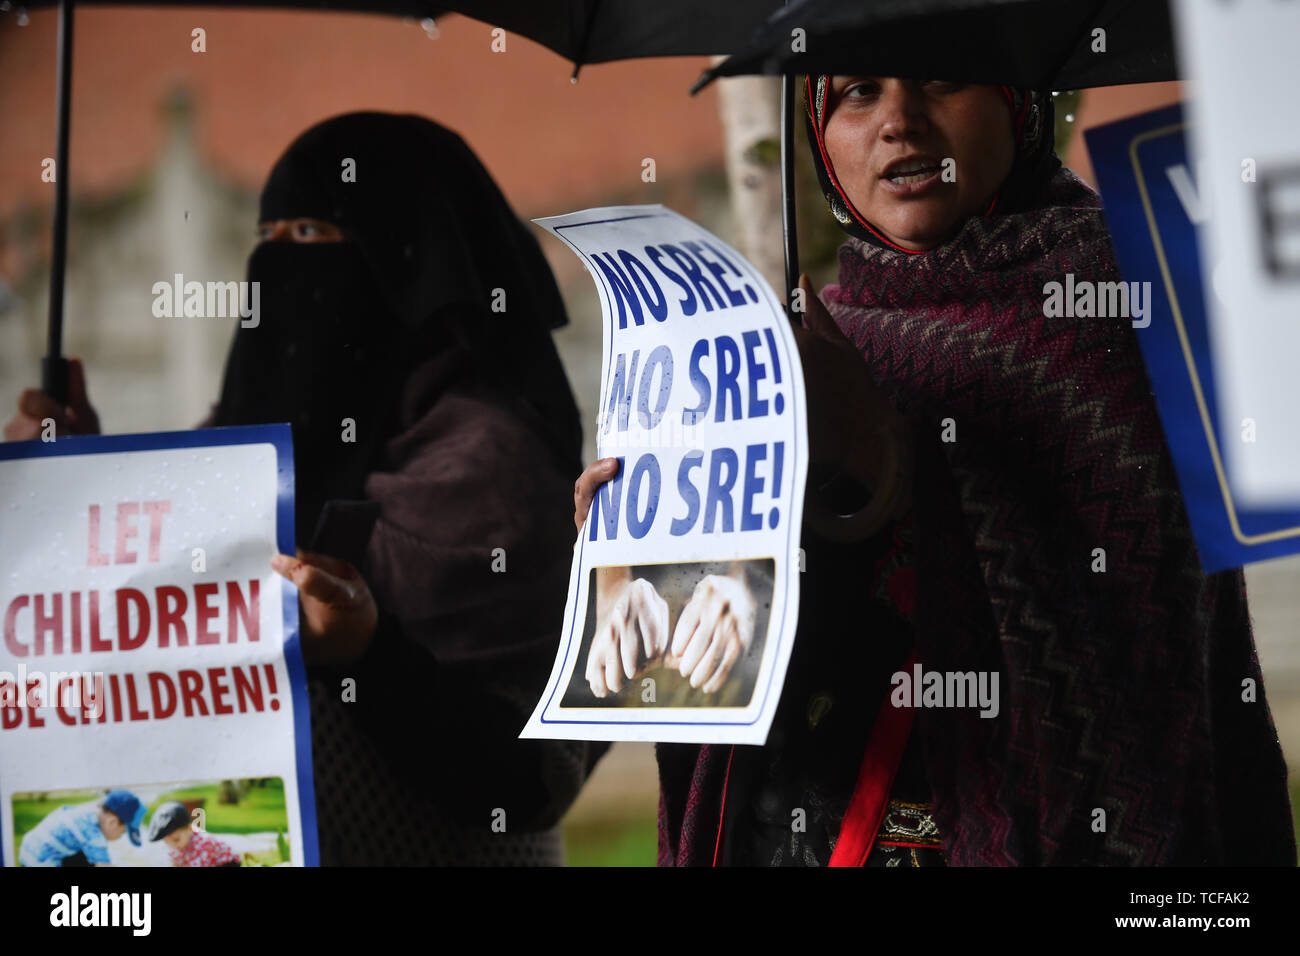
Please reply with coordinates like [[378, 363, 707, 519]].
[[1166, 163, 1208, 225]]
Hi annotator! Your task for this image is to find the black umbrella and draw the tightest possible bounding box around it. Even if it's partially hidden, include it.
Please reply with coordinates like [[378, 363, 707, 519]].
[[701, 0, 1176, 90], [25, 0, 786, 401], [692, 0, 1180, 311]]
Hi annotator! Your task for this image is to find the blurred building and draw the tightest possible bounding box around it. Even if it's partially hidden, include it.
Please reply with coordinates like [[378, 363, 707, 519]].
[[0, 6, 731, 453]]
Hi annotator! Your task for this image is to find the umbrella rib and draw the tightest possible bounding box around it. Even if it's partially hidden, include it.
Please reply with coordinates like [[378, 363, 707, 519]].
[[569, 0, 601, 80], [1043, 0, 1113, 89]]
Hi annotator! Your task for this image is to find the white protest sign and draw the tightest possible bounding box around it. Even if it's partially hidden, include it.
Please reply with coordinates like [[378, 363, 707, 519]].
[[1174, 0, 1300, 505], [0, 426, 317, 866], [522, 206, 807, 745]]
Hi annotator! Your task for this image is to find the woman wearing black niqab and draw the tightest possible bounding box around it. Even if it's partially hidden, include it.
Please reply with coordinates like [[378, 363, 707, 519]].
[[212, 112, 601, 865], [214, 111, 582, 534]]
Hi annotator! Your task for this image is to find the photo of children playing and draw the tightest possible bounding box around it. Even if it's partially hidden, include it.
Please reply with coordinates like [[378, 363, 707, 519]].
[[14, 778, 291, 867], [561, 559, 776, 709]]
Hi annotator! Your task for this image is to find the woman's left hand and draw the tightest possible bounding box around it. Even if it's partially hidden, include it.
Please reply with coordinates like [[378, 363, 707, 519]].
[[271, 549, 378, 669], [793, 273, 906, 489]]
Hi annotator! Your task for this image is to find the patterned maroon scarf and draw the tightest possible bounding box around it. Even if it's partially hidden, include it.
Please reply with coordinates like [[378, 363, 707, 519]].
[[829, 168, 1294, 864], [657, 167, 1295, 866]]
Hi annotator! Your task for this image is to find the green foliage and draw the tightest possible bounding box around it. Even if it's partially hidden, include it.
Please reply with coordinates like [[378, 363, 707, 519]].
[[152, 779, 286, 833], [744, 136, 782, 168], [564, 815, 658, 867], [1053, 90, 1082, 158]]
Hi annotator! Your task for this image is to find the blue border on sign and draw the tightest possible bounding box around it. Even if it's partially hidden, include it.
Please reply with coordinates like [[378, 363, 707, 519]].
[[0, 424, 318, 866], [540, 210, 799, 727], [1086, 106, 1300, 573]]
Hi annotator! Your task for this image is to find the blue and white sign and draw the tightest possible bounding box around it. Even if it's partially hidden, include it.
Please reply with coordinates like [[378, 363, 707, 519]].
[[0, 425, 317, 866], [523, 206, 808, 745], [1174, 0, 1300, 505], [1087, 104, 1300, 573]]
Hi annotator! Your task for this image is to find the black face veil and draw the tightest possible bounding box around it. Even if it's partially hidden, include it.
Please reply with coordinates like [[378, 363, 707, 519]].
[[211, 111, 583, 540]]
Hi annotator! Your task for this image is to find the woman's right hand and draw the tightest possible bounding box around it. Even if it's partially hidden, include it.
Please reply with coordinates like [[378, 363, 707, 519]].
[[3, 357, 101, 441], [573, 457, 620, 532]]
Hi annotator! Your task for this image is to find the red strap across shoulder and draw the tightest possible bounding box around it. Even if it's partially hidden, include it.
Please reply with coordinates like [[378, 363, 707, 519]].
[[828, 649, 919, 867]]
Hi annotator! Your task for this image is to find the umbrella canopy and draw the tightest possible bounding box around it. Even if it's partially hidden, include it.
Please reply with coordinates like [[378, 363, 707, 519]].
[[28, 0, 785, 65], [698, 0, 1177, 90], [689, 0, 1179, 315], [24, 0, 784, 402], [439, 1, 785, 66]]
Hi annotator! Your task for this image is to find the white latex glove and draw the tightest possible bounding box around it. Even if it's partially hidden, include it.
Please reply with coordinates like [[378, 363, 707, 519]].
[[669, 572, 757, 693], [585, 576, 670, 698]]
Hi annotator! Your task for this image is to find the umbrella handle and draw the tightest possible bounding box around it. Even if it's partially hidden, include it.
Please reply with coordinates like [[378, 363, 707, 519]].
[[43, 356, 70, 405], [44, 0, 76, 407], [780, 72, 801, 326]]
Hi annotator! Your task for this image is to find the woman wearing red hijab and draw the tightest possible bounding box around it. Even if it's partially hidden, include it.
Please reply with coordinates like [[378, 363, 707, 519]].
[[575, 78, 1295, 866]]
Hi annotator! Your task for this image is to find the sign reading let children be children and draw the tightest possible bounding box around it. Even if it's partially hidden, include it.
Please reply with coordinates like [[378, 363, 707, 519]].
[[0, 425, 317, 867]]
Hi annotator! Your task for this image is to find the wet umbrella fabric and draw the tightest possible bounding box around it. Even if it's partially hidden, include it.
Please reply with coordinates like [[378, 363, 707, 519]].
[[699, 0, 1177, 90], [31, 0, 785, 400], [27, 0, 784, 64]]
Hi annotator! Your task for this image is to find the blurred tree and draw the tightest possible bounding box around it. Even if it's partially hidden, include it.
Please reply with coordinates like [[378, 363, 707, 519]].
[[713, 65, 785, 296]]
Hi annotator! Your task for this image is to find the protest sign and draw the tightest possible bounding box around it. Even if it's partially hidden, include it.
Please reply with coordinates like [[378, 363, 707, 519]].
[[1086, 104, 1300, 573], [0, 425, 317, 866], [1173, 0, 1300, 506], [522, 206, 807, 745]]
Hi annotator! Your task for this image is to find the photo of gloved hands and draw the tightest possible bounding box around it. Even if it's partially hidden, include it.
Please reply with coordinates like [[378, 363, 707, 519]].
[[573, 559, 774, 707]]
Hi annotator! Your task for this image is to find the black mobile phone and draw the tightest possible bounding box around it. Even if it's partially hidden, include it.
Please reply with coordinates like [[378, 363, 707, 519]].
[[307, 499, 381, 568]]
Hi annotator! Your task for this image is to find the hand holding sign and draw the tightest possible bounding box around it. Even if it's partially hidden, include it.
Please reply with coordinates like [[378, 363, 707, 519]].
[[525, 205, 809, 744], [574, 458, 620, 534], [271, 549, 377, 670], [4, 357, 101, 441]]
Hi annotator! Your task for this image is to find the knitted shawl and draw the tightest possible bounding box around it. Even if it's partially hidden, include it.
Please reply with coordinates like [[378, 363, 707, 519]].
[[657, 168, 1295, 866]]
